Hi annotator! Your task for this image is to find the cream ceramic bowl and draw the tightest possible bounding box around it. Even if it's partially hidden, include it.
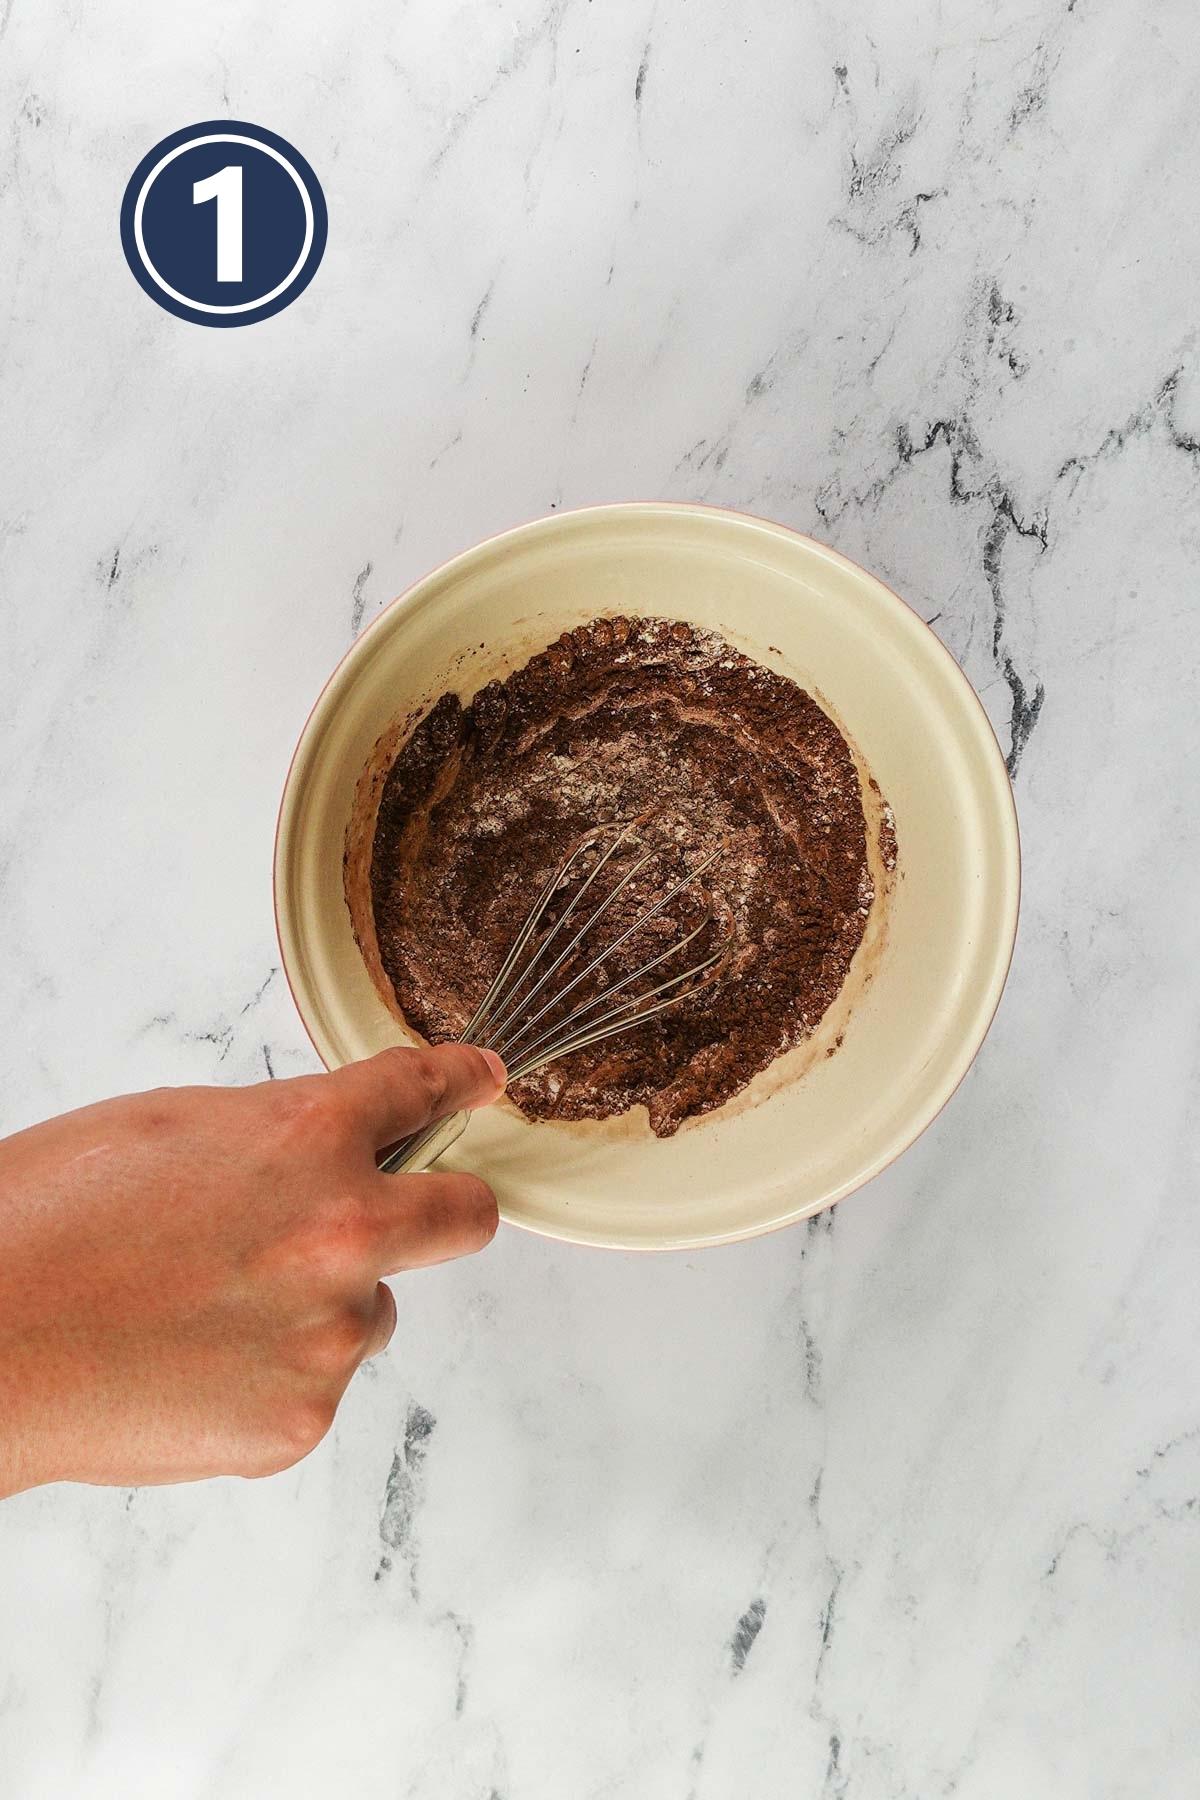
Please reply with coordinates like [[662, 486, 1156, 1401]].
[[275, 503, 1019, 1251]]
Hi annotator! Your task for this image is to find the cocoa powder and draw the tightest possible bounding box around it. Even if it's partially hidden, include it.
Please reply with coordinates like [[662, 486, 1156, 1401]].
[[369, 617, 879, 1136]]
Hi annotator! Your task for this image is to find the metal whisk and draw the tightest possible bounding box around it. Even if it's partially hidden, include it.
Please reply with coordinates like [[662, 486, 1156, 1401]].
[[379, 819, 728, 1174]]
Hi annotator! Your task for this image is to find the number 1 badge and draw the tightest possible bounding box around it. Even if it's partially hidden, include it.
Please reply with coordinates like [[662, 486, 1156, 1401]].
[[120, 121, 328, 327]]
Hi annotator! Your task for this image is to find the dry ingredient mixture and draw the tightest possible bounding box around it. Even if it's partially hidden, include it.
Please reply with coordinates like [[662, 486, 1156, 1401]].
[[368, 617, 878, 1137]]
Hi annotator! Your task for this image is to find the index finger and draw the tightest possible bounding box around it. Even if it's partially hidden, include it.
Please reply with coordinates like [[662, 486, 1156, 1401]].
[[328, 1043, 506, 1146]]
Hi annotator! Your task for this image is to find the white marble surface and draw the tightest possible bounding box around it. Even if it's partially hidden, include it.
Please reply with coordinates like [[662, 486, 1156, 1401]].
[[2, 0, 1199, 1793]]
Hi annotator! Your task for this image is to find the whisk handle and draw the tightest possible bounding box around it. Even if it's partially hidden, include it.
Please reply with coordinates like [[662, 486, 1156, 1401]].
[[377, 1109, 469, 1176]]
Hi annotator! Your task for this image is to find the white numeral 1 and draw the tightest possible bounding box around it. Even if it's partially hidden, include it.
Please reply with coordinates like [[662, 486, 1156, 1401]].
[[192, 164, 244, 283]]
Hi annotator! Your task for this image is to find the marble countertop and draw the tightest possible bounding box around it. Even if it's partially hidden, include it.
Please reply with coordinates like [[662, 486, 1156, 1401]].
[[2, 1, 1198, 1794]]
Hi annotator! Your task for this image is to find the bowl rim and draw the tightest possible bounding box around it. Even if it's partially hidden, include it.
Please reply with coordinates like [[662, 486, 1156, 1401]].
[[273, 499, 1022, 1249]]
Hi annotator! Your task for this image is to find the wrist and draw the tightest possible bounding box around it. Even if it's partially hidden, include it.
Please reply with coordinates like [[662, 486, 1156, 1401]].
[[0, 1343, 54, 1498], [0, 1411, 36, 1498]]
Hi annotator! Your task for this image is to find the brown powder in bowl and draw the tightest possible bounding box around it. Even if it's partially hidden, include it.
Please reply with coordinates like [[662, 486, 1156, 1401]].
[[367, 617, 883, 1137]]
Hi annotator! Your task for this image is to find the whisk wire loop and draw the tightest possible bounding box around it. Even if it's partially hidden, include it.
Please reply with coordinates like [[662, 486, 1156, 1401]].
[[478, 825, 654, 1047], [378, 819, 730, 1175], [483, 845, 723, 1063]]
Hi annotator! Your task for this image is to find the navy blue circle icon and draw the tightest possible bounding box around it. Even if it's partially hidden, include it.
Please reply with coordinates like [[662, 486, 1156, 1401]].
[[120, 121, 327, 327]]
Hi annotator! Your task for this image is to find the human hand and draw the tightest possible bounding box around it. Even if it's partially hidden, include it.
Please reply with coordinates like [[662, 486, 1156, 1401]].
[[0, 1045, 504, 1497]]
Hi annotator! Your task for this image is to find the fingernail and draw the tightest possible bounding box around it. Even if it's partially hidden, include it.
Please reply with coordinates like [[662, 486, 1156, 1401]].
[[479, 1048, 507, 1092]]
